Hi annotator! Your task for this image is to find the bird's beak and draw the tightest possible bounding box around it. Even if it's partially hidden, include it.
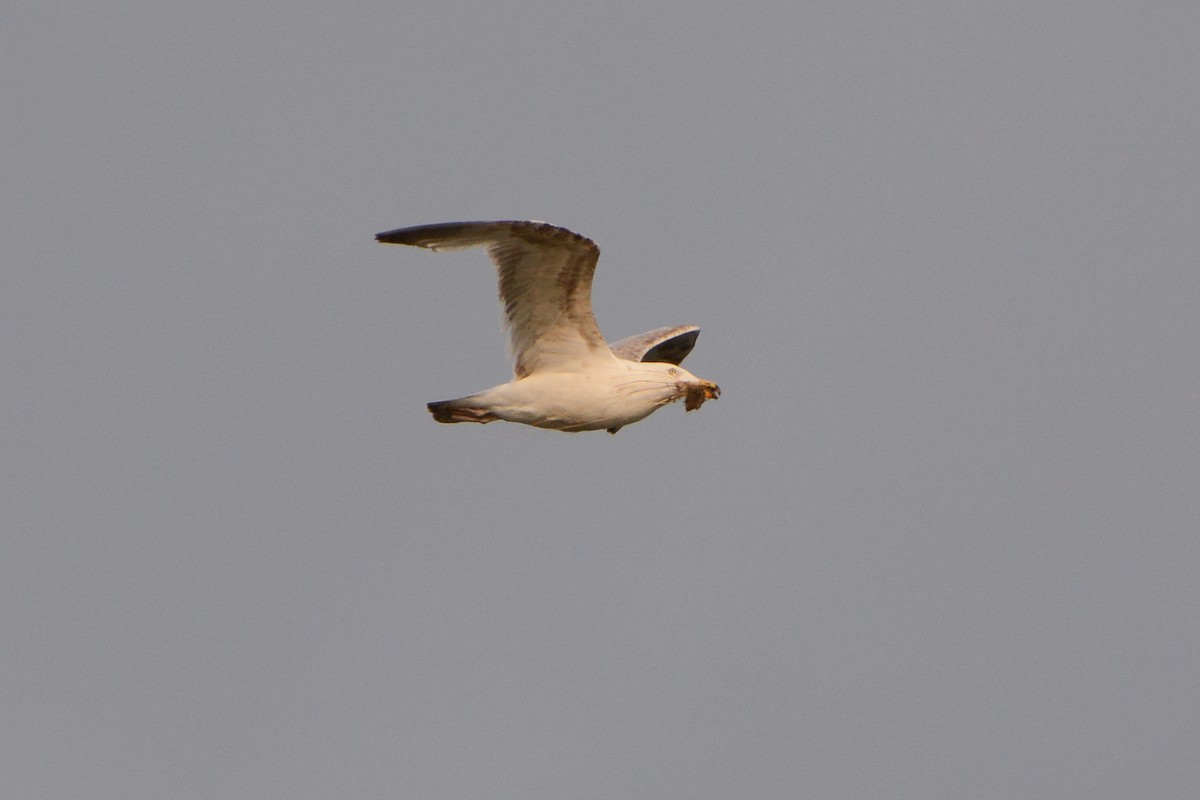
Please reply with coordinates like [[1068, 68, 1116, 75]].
[[683, 380, 721, 411]]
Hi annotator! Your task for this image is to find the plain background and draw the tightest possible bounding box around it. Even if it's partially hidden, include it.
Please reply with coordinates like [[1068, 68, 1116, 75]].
[[4, 2, 1198, 798]]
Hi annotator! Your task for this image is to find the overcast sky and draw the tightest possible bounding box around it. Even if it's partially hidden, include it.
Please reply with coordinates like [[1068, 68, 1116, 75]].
[[4, 2, 1199, 798]]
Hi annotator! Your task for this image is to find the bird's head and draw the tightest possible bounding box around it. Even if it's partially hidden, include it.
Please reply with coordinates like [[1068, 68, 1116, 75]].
[[632, 361, 721, 411]]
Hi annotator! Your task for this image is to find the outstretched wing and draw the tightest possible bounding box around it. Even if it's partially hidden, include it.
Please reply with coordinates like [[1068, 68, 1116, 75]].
[[608, 325, 700, 365], [376, 221, 614, 378]]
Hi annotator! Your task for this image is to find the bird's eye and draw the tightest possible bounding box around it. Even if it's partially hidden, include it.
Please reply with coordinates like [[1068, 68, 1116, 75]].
[[668, 368, 678, 376]]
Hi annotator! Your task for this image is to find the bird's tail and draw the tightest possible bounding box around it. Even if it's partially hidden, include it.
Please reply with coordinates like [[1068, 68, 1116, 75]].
[[426, 397, 500, 424]]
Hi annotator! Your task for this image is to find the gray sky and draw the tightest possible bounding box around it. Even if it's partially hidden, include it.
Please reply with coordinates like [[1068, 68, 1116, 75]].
[[5, 2, 1198, 798]]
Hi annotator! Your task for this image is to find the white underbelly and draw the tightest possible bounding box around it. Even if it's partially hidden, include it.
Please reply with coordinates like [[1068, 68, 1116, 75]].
[[480, 369, 673, 431]]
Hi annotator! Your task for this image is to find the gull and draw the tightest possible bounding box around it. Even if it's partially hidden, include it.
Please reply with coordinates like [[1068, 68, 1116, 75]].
[[376, 220, 720, 434]]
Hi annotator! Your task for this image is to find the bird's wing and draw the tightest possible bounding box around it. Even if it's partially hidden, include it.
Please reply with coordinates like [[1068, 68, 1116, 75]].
[[376, 221, 613, 377], [608, 325, 700, 365]]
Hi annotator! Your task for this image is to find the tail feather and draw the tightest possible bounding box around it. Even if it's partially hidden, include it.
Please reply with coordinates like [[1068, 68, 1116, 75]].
[[426, 398, 500, 425]]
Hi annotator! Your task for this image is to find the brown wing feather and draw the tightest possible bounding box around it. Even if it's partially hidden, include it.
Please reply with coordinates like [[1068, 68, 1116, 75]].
[[376, 221, 610, 377]]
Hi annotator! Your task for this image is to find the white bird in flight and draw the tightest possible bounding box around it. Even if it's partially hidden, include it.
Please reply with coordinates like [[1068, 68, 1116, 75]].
[[376, 220, 720, 434]]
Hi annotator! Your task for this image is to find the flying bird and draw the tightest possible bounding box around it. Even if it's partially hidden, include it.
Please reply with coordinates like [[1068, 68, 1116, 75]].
[[375, 220, 720, 434]]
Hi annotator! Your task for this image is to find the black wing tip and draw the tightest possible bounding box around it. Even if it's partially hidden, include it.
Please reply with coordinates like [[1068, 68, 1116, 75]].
[[374, 220, 597, 251], [641, 327, 701, 365], [374, 221, 468, 244], [375, 228, 408, 244]]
